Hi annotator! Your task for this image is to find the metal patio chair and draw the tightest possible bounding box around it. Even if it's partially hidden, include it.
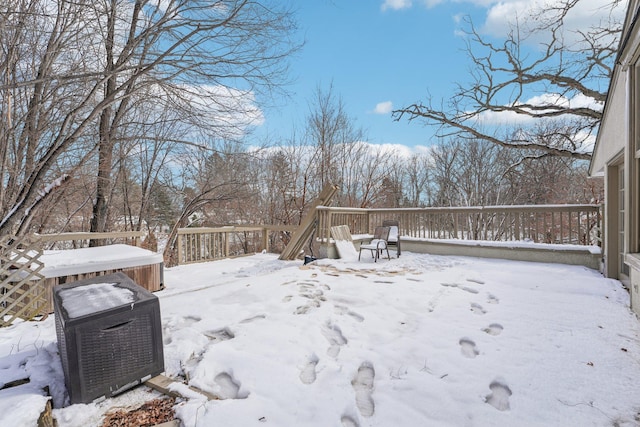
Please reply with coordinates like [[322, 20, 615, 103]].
[[382, 220, 401, 257], [358, 226, 391, 262]]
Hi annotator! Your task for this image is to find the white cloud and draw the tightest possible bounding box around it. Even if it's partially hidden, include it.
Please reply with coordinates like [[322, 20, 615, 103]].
[[385, 0, 625, 31], [381, 0, 413, 11], [475, 93, 604, 126], [174, 84, 264, 139], [374, 142, 415, 157], [373, 101, 394, 114], [421, 0, 446, 8], [479, 0, 626, 45], [250, 140, 430, 161]]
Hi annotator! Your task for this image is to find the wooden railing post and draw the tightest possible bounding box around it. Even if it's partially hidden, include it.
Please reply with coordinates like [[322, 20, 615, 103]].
[[262, 227, 269, 253], [366, 211, 371, 234], [177, 233, 183, 265]]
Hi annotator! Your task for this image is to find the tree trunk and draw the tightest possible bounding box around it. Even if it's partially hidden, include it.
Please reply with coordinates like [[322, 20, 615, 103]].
[[89, 1, 117, 246]]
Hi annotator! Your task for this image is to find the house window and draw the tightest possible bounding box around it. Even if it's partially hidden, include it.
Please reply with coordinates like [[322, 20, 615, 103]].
[[619, 165, 629, 276]]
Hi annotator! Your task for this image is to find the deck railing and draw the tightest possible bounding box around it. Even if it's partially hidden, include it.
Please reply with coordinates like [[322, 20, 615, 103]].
[[35, 231, 145, 249], [317, 204, 602, 247], [176, 225, 297, 265], [32, 204, 601, 266]]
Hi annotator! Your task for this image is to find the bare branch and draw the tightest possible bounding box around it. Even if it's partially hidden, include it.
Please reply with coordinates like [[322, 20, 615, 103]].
[[393, 2, 622, 159]]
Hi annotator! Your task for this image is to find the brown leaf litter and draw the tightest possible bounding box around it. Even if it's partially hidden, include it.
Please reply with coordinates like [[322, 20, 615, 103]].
[[101, 397, 176, 427]]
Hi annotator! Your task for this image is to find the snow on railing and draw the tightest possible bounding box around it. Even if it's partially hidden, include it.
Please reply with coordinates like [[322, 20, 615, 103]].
[[35, 231, 145, 249], [316, 204, 602, 247]]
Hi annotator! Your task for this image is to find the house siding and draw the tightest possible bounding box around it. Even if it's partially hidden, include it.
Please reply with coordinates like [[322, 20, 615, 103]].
[[589, 71, 627, 176]]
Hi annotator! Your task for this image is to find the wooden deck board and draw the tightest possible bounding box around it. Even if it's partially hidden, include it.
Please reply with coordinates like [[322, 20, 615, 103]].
[[145, 375, 219, 401]]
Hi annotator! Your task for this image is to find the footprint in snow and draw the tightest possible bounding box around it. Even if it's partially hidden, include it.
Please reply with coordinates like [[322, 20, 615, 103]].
[[299, 355, 319, 385], [467, 278, 485, 285], [482, 323, 504, 336], [459, 337, 480, 358], [240, 314, 266, 323], [440, 282, 458, 288], [334, 304, 365, 322], [470, 303, 487, 315], [295, 305, 311, 315], [341, 415, 360, 427], [486, 293, 500, 304], [294, 299, 321, 315], [321, 322, 348, 358], [442, 282, 478, 294], [203, 327, 234, 343], [347, 311, 365, 322], [352, 362, 375, 417], [180, 315, 201, 326], [427, 288, 447, 313], [485, 379, 512, 411], [214, 372, 247, 399]]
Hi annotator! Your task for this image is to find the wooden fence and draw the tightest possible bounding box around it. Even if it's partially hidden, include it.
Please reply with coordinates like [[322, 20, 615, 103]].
[[0, 235, 47, 326], [177, 225, 297, 265], [317, 204, 602, 247]]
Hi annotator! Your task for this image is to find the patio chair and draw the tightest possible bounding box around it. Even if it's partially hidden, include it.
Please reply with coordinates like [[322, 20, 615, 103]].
[[358, 226, 391, 262], [382, 220, 401, 257]]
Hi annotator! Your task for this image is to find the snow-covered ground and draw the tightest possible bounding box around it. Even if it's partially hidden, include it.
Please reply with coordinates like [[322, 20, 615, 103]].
[[1, 251, 639, 426]]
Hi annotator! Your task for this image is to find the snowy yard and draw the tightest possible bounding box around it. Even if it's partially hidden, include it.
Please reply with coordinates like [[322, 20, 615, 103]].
[[1, 251, 640, 426]]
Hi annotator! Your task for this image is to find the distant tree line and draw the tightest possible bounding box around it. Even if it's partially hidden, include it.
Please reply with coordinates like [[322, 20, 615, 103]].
[[20, 85, 601, 236]]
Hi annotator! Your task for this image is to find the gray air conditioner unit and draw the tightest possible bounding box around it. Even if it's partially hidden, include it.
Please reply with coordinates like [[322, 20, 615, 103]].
[[53, 272, 164, 404]]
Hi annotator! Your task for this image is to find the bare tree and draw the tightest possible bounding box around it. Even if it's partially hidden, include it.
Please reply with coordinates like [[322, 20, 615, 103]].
[[347, 144, 398, 208], [0, 0, 298, 237], [393, 0, 622, 160], [306, 84, 367, 191], [428, 139, 515, 207], [504, 155, 600, 205], [260, 140, 315, 227], [0, 0, 96, 236], [304, 85, 405, 207], [402, 153, 432, 207], [161, 141, 255, 266]]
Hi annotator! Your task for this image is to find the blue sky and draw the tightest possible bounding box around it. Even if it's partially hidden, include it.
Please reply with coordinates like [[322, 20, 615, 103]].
[[252, 0, 624, 151], [256, 0, 480, 149]]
